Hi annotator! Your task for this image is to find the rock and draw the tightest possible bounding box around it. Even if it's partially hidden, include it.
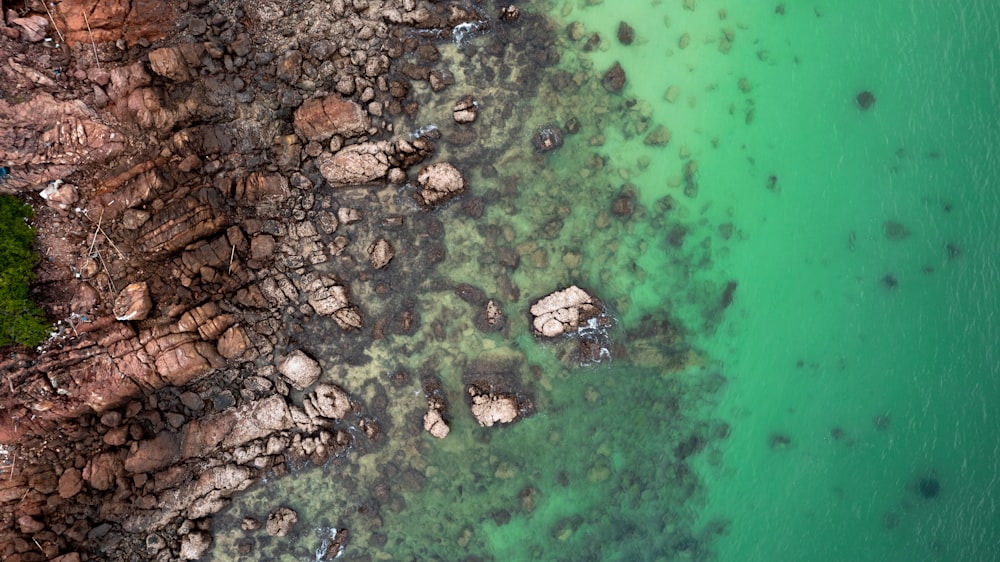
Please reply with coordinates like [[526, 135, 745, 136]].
[[532, 125, 564, 153], [617, 21, 635, 45], [452, 95, 478, 124], [148, 44, 204, 82], [483, 299, 504, 330], [39, 180, 79, 210], [294, 96, 371, 142], [266, 507, 298, 537], [17, 514, 45, 534], [423, 406, 450, 438], [306, 384, 351, 420], [114, 282, 153, 321], [643, 125, 671, 146], [318, 142, 392, 185], [276, 350, 322, 390], [180, 530, 212, 560], [530, 285, 601, 337], [58, 468, 84, 499], [602, 62, 626, 94], [857, 90, 876, 110], [499, 5, 520, 22], [469, 390, 519, 427], [416, 162, 467, 207], [10, 15, 48, 42], [125, 431, 180, 473], [83, 452, 124, 491], [369, 238, 394, 269], [217, 325, 250, 359], [153, 340, 224, 386]]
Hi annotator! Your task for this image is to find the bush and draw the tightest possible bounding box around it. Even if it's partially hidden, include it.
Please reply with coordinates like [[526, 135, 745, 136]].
[[0, 194, 50, 348]]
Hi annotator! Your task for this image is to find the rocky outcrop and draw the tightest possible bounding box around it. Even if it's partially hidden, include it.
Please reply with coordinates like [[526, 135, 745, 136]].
[[148, 44, 204, 82], [530, 286, 601, 337], [416, 162, 467, 207], [0, 94, 125, 188]]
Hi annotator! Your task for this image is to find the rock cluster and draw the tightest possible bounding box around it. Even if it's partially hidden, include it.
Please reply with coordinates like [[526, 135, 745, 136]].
[[530, 286, 602, 337]]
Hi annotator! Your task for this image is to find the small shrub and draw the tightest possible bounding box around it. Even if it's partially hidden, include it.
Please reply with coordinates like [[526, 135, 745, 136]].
[[0, 194, 50, 348]]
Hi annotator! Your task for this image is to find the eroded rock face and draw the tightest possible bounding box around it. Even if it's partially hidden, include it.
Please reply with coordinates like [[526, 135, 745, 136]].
[[416, 162, 467, 207], [305, 384, 352, 420], [530, 286, 601, 337]]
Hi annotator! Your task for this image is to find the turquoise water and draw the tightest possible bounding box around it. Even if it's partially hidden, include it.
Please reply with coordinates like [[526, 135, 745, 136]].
[[211, 1, 999, 560]]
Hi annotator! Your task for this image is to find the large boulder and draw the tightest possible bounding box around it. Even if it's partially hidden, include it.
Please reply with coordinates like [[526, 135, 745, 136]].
[[318, 142, 392, 185], [416, 162, 467, 207], [294, 96, 370, 141], [530, 285, 601, 337]]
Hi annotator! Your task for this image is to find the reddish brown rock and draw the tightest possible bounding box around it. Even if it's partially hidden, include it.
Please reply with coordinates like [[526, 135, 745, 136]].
[[83, 452, 124, 491], [294, 96, 370, 142], [217, 325, 250, 359], [114, 282, 153, 321], [58, 469, 84, 499], [125, 432, 180, 473], [148, 44, 205, 82], [0, 94, 125, 188]]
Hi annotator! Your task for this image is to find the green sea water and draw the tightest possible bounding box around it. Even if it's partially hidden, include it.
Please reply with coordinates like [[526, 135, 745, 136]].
[[210, 1, 999, 560]]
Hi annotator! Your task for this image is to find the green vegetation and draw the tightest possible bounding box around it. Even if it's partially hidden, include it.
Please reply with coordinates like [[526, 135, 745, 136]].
[[0, 194, 49, 348]]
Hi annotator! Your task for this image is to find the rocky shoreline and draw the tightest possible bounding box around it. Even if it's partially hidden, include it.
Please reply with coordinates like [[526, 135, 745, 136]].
[[0, 1, 567, 559]]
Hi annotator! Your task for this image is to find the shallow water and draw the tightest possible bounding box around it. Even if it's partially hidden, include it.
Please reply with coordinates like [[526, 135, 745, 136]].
[[211, 1, 1000, 560]]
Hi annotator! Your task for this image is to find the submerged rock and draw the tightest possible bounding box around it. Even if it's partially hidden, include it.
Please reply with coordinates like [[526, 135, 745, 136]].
[[856, 90, 876, 110], [532, 125, 564, 153], [602, 62, 626, 94], [617, 22, 635, 45]]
